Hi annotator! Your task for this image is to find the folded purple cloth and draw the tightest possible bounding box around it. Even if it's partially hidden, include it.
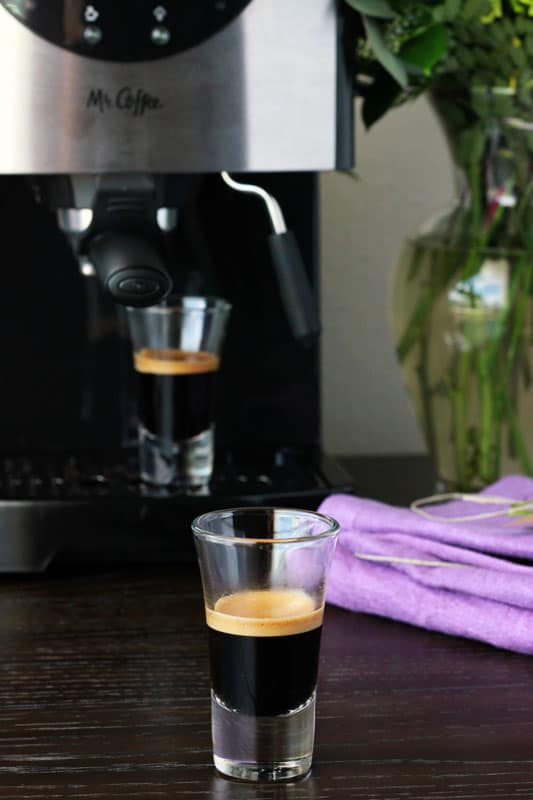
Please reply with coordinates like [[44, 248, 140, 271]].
[[319, 476, 533, 655]]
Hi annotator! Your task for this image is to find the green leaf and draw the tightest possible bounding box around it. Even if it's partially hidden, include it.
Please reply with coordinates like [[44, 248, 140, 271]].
[[490, 24, 508, 44], [400, 25, 448, 76], [360, 69, 403, 127], [502, 17, 516, 35], [443, 0, 462, 19], [364, 17, 408, 87], [459, 0, 492, 21], [515, 16, 533, 34], [471, 87, 515, 119], [455, 125, 486, 167], [510, 44, 528, 67], [455, 45, 477, 70], [470, 47, 486, 68], [343, 0, 395, 19]]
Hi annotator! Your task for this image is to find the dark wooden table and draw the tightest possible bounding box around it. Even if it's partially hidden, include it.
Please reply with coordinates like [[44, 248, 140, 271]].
[[1, 456, 532, 799]]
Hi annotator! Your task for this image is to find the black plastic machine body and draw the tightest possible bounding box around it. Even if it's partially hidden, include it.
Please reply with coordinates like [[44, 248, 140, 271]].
[[0, 0, 354, 570]]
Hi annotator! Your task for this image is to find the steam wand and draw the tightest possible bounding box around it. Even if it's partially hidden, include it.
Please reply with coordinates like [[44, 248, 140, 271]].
[[221, 172, 320, 344]]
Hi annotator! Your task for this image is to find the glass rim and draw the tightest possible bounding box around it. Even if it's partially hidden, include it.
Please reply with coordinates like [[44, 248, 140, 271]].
[[127, 295, 232, 315], [192, 506, 340, 545]]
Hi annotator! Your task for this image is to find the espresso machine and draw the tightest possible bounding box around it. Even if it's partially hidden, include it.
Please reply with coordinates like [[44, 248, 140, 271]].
[[0, 0, 354, 570]]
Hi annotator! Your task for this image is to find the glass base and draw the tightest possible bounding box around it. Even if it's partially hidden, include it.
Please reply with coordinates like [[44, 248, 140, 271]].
[[211, 691, 315, 783], [213, 755, 312, 783], [139, 425, 213, 488]]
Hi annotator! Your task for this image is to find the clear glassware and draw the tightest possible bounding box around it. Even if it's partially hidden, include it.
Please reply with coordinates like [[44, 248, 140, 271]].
[[193, 507, 339, 782], [392, 87, 533, 491], [126, 296, 231, 489]]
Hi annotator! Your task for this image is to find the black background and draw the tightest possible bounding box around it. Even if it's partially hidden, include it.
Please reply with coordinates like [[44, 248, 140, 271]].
[[0, 173, 320, 454]]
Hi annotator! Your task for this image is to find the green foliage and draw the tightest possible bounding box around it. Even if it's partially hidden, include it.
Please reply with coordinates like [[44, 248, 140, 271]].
[[400, 24, 448, 75], [365, 17, 408, 85], [351, 3, 533, 489], [345, 0, 533, 126]]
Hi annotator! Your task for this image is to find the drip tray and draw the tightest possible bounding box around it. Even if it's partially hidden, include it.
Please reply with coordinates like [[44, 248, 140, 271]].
[[0, 448, 353, 572]]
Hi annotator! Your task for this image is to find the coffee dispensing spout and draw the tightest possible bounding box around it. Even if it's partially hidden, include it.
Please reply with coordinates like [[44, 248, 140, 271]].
[[221, 172, 320, 345], [41, 175, 174, 308], [86, 233, 172, 308]]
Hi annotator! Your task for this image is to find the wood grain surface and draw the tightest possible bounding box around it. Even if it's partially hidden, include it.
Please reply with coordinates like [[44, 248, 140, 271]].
[[0, 564, 532, 799], [0, 455, 532, 799]]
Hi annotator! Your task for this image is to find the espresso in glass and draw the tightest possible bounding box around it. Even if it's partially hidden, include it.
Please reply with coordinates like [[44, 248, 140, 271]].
[[134, 347, 220, 441], [207, 589, 323, 717], [193, 507, 339, 782], [127, 297, 230, 487]]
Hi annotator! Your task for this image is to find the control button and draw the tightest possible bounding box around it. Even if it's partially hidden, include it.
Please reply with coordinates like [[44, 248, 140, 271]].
[[83, 25, 103, 45], [153, 5, 168, 23], [117, 278, 159, 296], [2, 0, 254, 61], [151, 25, 171, 46], [84, 4, 100, 22]]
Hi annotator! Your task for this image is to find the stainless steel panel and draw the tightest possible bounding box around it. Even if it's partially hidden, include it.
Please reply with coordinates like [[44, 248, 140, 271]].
[[0, 0, 344, 174]]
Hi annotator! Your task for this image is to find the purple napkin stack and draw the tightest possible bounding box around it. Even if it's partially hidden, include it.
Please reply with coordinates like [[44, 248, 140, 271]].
[[319, 476, 533, 655]]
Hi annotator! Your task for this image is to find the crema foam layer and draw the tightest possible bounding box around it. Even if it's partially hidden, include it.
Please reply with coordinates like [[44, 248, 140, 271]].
[[134, 347, 220, 376], [206, 589, 323, 637]]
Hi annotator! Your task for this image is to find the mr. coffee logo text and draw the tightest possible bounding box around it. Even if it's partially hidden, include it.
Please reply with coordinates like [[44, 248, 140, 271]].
[[86, 87, 163, 117]]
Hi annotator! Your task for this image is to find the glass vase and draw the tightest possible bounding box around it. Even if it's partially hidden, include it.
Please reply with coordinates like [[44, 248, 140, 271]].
[[392, 87, 533, 491]]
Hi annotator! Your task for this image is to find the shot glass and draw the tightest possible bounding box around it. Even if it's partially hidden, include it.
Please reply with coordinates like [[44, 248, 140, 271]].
[[193, 507, 339, 782], [126, 296, 231, 488]]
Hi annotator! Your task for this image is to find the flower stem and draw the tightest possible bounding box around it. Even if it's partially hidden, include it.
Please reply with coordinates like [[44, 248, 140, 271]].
[[451, 348, 472, 489], [477, 353, 498, 484], [507, 400, 533, 476], [416, 332, 437, 457]]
